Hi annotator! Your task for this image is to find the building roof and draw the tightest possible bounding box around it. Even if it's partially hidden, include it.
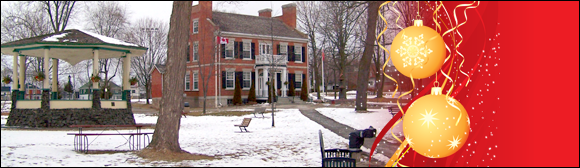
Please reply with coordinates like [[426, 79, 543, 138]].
[[1, 29, 147, 65], [212, 12, 307, 39], [151, 64, 166, 74]]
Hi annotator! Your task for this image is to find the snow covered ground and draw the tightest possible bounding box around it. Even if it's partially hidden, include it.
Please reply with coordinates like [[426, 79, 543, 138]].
[[1, 101, 10, 112], [316, 108, 404, 142], [1, 109, 351, 167], [130, 99, 152, 104]]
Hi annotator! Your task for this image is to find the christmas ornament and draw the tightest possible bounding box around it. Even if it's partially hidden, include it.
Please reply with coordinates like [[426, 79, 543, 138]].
[[391, 20, 446, 79], [402, 87, 470, 158]]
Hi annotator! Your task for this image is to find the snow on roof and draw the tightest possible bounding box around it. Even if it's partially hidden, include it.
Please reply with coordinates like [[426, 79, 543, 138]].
[[42, 32, 70, 42], [77, 29, 138, 47]]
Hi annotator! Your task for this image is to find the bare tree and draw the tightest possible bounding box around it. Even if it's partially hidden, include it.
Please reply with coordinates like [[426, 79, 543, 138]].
[[319, 1, 366, 100], [197, 19, 217, 114], [145, 1, 191, 153], [125, 18, 168, 104], [83, 1, 130, 99], [297, 1, 324, 100], [41, 1, 77, 33]]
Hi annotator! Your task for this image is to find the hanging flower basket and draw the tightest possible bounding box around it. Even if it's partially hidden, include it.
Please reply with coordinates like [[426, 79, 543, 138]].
[[91, 74, 101, 83], [284, 81, 289, 85], [34, 72, 45, 81], [266, 81, 270, 85], [129, 77, 138, 85], [2, 76, 12, 84]]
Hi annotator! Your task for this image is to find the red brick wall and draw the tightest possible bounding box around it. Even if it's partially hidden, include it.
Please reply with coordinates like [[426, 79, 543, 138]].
[[151, 68, 163, 98]]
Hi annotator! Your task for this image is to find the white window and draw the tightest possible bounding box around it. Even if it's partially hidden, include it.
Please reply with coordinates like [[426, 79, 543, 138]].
[[296, 73, 302, 88], [226, 41, 234, 58], [243, 71, 251, 89], [185, 72, 191, 91], [295, 46, 302, 62], [280, 44, 287, 56], [260, 43, 271, 55], [193, 72, 199, 90], [226, 71, 234, 89], [193, 42, 199, 61], [192, 19, 199, 34], [243, 41, 251, 59]]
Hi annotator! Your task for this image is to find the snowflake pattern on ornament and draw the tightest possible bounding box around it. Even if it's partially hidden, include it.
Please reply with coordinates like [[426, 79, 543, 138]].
[[396, 34, 433, 68]]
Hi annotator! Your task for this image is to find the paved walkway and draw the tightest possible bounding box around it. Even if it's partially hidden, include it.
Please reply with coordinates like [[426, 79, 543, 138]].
[[296, 105, 401, 167]]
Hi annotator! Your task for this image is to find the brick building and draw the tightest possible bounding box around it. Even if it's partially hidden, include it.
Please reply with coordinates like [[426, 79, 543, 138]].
[[151, 2, 309, 107]]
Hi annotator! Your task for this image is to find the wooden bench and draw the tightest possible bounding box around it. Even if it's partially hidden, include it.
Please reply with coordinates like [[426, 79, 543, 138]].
[[234, 118, 252, 132], [253, 107, 266, 118]]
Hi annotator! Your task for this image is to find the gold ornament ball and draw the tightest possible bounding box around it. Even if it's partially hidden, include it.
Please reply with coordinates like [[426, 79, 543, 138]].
[[402, 87, 470, 158], [391, 20, 446, 79]]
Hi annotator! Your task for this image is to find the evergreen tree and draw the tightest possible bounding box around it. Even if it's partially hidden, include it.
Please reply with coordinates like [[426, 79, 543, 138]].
[[233, 77, 242, 105], [300, 79, 308, 101], [247, 80, 256, 103]]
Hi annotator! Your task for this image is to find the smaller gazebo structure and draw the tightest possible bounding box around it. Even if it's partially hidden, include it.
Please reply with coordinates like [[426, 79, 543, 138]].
[[1, 29, 147, 127]]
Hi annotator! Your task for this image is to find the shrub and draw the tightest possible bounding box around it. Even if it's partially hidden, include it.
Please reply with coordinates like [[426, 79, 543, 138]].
[[288, 81, 295, 96], [233, 77, 242, 105], [300, 79, 308, 101], [247, 79, 256, 103]]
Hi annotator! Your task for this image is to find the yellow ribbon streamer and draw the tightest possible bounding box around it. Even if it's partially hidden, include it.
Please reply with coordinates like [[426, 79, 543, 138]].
[[395, 145, 412, 167], [390, 119, 403, 144], [377, 1, 397, 98], [385, 141, 408, 167], [451, 1, 479, 89]]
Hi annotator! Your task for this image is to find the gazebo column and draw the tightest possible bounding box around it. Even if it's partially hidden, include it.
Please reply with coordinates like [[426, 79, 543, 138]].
[[41, 48, 50, 110], [11, 52, 19, 113], [92, 49, 101, 110], [122, 53, 132, 111], [18, 54, 25, 99], [51, 58, 58, 100]]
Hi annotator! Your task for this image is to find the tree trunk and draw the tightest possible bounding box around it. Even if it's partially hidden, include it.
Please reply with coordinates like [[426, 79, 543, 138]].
[[375, 47, 384, 98], [146, 81, 151, 104], [147, 1, 191, 152], [355, 1, 382, 111]]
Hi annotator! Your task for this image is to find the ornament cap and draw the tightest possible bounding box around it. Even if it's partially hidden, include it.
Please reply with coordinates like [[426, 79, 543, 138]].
[[431, 87, 442, 95], [414, 20, 423, 27]]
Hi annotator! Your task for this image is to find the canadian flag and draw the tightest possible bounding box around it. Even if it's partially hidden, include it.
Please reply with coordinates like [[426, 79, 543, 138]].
[[217, 36, 229, 44]]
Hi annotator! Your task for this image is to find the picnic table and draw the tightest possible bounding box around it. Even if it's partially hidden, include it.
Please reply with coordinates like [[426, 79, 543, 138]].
[[67, 124, 155, 153]]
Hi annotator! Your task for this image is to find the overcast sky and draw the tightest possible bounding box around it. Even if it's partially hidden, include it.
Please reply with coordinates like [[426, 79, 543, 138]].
[[67, 1, 295, 29]]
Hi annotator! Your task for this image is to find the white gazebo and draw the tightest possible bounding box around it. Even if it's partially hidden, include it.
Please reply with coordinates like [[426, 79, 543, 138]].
[[1, 29, 147, 127]]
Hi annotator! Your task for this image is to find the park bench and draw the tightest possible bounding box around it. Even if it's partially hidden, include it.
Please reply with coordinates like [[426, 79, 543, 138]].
[[67, 125, 154, 153], [234, 118, 252, 132], [319, 130, 356, 167], [253, 107, 266, 118]]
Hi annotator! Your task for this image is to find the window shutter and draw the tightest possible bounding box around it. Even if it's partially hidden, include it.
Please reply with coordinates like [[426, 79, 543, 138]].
[[221, 44, 226, 58], [287, 45, 291, 61], [236, 72, 243, 88], [302, 47, 306, 63], [277, 44, 280, 55], [289, 46, 295, 61], [238, 42, 243, 59], [251, 71, 255, 86], [289, 73, 295, 87], [234, 41, 239, 59], [222, 71, 226, 88], [251, 42, 256, 59], [277, 73, 281, 89]]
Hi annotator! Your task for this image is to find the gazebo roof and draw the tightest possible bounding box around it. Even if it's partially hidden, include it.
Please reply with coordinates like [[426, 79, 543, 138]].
[[1, 29, 147, 65]]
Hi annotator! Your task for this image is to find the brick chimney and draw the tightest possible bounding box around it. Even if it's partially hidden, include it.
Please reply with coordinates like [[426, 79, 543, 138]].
[[199, 1, 212, 20], [280, 3, 297, 28], [258, 8, 272, 18]]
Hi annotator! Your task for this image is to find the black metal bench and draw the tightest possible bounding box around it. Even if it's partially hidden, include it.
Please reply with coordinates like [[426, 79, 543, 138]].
[[319, 130, 356, 167], [66, 132, 153, 153], [253, 107, 266, 118], [234, 118, 252, 132]]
